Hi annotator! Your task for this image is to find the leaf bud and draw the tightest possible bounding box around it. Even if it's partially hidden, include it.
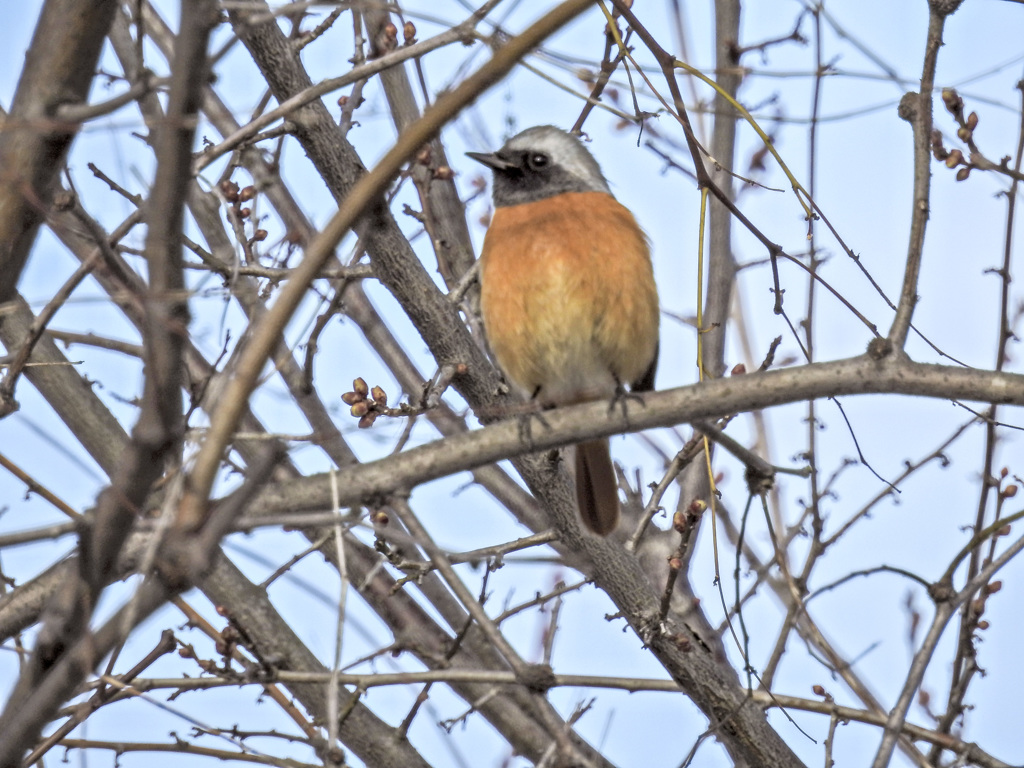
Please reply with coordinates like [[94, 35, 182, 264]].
[[219, 179, 240, 202]]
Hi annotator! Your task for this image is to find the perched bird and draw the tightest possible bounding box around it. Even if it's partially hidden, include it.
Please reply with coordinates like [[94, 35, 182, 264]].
[[468, 125, 659, 535]]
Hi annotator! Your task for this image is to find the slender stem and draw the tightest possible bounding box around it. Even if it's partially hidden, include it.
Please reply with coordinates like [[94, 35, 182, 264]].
[[887, 8, 949, 349]]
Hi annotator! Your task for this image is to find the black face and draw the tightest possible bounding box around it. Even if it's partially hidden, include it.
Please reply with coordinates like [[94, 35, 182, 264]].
[[492, 150, 595, 207], [523, 151, 550, 172], [468, 148, 596, 207]]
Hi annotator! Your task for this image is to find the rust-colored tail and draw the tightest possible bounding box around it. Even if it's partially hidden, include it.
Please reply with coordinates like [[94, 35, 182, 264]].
[[575, 439, 620, 535]]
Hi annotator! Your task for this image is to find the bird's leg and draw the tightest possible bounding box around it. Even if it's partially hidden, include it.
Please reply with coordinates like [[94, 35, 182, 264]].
[[608, 376, 646, 422], [516, 386, 551, 449]]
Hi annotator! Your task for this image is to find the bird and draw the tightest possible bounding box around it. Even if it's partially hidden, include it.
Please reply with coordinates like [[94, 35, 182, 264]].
[[467, 125, 659, 535]]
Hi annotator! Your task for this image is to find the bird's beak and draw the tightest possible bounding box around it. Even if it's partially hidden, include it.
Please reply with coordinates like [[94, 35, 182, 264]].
[[465, 151, 516, 171]]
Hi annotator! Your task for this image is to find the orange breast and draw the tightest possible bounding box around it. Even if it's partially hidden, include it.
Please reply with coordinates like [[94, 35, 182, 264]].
[[479, 191, 659, 404]]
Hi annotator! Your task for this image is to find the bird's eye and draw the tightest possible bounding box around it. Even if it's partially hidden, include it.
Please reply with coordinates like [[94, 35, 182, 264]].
[[527, 153, 549, 170]]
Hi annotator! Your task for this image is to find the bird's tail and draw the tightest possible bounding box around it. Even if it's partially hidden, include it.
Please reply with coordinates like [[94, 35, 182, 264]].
[[575, 439, 620, 535]]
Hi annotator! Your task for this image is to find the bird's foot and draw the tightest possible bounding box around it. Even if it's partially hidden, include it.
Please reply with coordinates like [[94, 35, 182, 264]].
[[608, 379, 646, 421]]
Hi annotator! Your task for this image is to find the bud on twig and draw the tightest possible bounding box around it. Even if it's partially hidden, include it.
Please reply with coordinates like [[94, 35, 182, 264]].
[[941, 88, 963, 116], [219, 179, 240, 202]]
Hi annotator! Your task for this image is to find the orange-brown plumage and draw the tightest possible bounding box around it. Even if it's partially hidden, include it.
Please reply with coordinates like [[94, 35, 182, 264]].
[[470, 126, 659, 535], [480, 191, 658, 405]]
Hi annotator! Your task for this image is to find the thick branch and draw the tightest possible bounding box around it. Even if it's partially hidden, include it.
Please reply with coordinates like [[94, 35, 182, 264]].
[[704, 0, 742, 377], [243, 355, 1024, 519], [0, 2, 217, 759], [0, 0, 118, 302]]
